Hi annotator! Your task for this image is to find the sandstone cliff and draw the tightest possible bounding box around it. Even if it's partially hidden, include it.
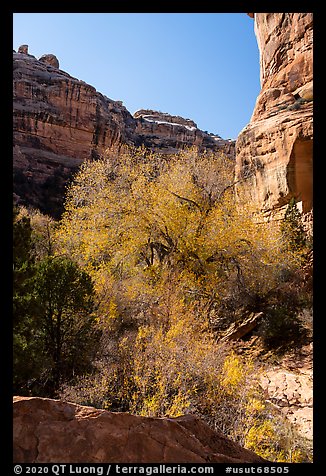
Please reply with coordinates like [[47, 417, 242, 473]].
[[236, 18, 313, 441], [236, 13, 313, 218], [134, 109, 234, 155], [13, 48, 137, 216], [13, 47, 234, 217], [13, 396, 266, 463]]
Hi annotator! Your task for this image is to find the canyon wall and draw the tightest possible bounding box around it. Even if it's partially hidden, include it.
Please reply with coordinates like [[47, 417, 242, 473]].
[[236, 14, 313, 446], [13, 49, 137, 216], [236, 13, 313, 218], [14, 15, 313, 219], [13, 48, 234, 217], [134, 109, 234, 155]]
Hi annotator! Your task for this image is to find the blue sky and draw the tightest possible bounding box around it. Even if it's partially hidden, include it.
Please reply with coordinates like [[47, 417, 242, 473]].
[[13, 13, 260, 140]]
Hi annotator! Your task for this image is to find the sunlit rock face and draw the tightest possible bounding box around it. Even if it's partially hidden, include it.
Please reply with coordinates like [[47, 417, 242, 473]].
[[13, 396, 267, 463], [13, 49, 137, 216], [13, 50, 234, 217], [261, 349, 313, 442], [134, 109, 235, 156], [236, 13, 313, 217]]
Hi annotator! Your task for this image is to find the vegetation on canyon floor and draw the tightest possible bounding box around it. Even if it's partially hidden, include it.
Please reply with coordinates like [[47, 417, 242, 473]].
[[13, 146, 312, 462]]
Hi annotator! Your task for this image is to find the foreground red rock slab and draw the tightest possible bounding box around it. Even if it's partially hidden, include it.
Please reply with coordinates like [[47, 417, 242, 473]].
[[13, 396, 266, 463]]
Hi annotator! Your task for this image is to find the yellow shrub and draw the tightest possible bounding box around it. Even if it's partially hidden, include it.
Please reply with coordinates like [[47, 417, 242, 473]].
[[221, 352, 247, 392], [245, 419, 311, 463], [57, 146, 310, 463], [245, 421, 287, 461]]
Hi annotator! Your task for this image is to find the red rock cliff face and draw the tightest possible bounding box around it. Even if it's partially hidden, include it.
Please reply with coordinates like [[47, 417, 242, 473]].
[[13, 50, 234, 217], [236, 13, 313, 217], [13, 51, 137, 216], [134, 109, 235, 156]]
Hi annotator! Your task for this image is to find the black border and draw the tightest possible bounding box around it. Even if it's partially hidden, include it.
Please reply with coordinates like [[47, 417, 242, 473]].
[[4, 2, 322, 474]]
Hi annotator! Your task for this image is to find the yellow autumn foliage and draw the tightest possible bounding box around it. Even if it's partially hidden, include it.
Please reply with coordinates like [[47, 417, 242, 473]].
[[244, 419, 311, 463], [56, 146, 298, 331], [56, 146, 311, 462]]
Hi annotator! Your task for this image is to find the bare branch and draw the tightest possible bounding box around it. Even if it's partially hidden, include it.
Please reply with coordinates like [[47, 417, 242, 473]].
[[166, 189, 202, 212]]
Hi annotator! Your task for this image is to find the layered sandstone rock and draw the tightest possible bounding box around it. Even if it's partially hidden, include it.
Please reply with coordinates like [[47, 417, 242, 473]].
[[13, 396, 266, 463], [260, 343, 313, 441], [236, 13, 313, 217], [13, 49, 234, 217], [134, 109, 235, 155], [13, 49, 137, 216]]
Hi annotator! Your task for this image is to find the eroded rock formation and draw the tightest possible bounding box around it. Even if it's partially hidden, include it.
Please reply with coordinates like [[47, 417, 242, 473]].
[[13, 47, 137, 216], [13, 47, 234, 217], [13, 396, 266, 463], [236, 13, 313, 218], [260, 343, 313, 441], [39, 54, 60, 69], [18, 44, 28, 54], [134, 109, 235, 155]]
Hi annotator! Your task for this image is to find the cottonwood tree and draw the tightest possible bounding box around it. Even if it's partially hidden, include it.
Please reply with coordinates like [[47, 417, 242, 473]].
[[57, 146, 295, 330], [57, 147, 311, 462]]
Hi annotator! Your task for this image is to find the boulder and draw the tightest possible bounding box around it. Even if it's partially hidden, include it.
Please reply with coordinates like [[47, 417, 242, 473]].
[[13, 396, 267, 463], [39, 53, 60, 69], [220, 312, 264, 341], [18, 44, 29, 54]]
